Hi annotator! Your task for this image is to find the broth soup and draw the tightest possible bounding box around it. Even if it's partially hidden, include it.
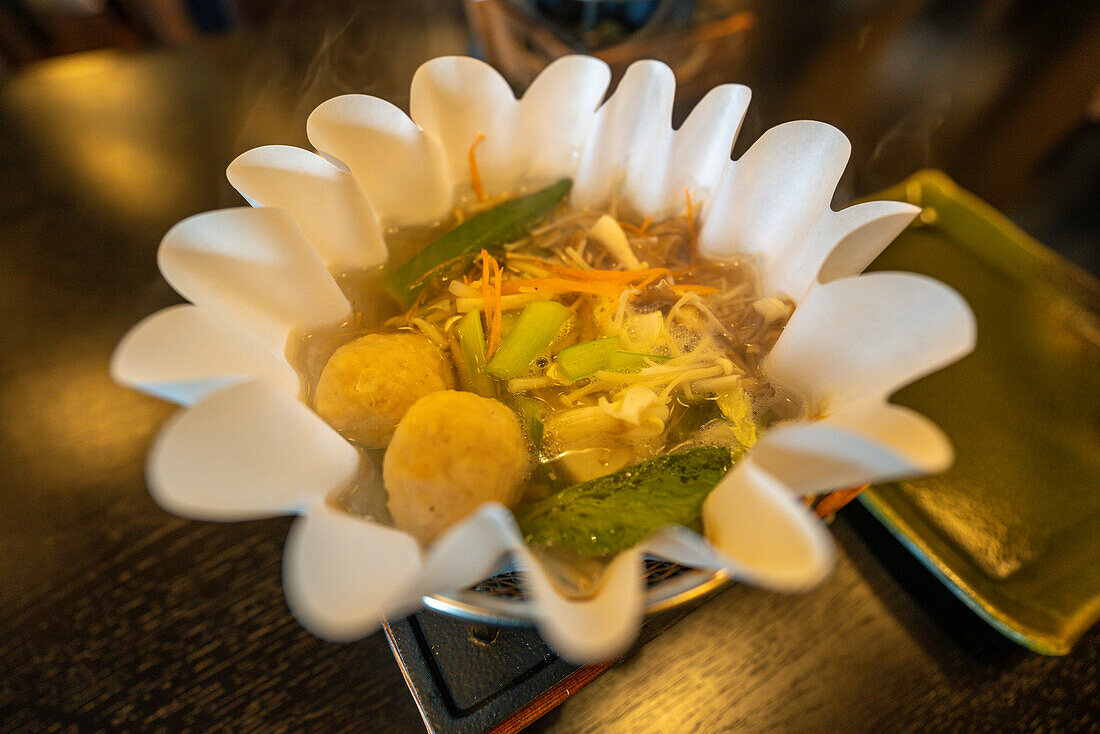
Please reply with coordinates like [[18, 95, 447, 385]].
[[288, 179, 805, 583]]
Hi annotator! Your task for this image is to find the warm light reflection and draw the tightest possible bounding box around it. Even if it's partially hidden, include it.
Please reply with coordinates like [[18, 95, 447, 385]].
[[12, 51, 150, 113], [0, 331, 172, 488], [75, 133, 180, 218], [29, 51, 135, 87], [7, 50, 195, 222]]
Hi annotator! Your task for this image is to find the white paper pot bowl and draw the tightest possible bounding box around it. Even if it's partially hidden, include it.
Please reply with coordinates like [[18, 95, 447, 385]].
[[111, 55, 977, 664]]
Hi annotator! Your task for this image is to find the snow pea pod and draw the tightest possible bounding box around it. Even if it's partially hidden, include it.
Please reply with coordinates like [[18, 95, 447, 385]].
[[517, 446, 738, 558], [383, 178, 572, 307]]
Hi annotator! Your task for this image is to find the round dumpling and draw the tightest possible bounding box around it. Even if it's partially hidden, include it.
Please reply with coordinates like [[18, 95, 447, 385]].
[[383, 390, 530, 544], [313, 332, 453, 448]]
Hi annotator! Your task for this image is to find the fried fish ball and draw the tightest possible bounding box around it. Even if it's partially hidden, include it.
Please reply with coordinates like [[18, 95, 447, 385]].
[[383, 390, 530, 544], [313, 332, 454, 448]]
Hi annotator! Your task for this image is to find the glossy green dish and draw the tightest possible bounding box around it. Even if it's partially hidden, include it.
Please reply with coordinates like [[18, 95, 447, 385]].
[[861, 170, 1100, 655]]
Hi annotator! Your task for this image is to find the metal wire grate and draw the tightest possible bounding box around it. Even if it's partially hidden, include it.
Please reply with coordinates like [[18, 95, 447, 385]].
[[473, 571, 525, 599], [471, 559, 690, 600]]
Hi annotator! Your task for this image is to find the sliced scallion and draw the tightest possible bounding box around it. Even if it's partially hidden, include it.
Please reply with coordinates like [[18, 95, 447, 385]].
[[485, 300, 571, 380], [605, 350, 671, 372], [555, 336, 622, 380], [511, 395, 546, 450], [454, 310, 496, 398]]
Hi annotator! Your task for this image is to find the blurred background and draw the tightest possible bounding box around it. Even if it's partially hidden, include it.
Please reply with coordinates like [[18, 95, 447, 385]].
[[1, 0, 1096, 272]]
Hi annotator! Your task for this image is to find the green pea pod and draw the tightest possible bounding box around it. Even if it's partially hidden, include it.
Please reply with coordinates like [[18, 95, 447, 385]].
[[517, 446, 737, 558], [383, 179, 572, 307]]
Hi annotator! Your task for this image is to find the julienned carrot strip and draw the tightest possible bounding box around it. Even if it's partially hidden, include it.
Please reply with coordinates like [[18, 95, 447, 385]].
[[813, 485, 869, 518], [491, 256, 503, 357], [480, 249, 503, 357], [618, 215, 653, 236], [500, 278, 624, 297], [480, 248, 492, 308], [468, 133, 487, 202], [546, 264, 671, 282], [504, 272, 718, 298], [685, 189, 697, 264]]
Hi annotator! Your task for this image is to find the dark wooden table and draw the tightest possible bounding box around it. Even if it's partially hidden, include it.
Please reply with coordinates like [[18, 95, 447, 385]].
[[1, 10, 1097, 734]]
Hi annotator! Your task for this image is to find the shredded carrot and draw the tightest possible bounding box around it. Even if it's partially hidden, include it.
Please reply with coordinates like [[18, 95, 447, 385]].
[[506, 266, 716, 298], [618, 215, 653, 236], [479, 249, 504, 356], [813, 485, 869, 518], [546, 264, 671, 283], [501, 278, 624, 298], [491, 257, 503, 356], [468, 133, 487, 203], [480, 248, 492, 307], [685, 189, 698, 264]]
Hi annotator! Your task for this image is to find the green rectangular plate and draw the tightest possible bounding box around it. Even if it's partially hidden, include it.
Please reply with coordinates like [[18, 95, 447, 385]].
[[861, 170, 1100, 655]]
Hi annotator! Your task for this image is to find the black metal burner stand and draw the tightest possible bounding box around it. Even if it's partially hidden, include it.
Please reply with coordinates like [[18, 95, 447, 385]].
[[384, 600, 706, 733]]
